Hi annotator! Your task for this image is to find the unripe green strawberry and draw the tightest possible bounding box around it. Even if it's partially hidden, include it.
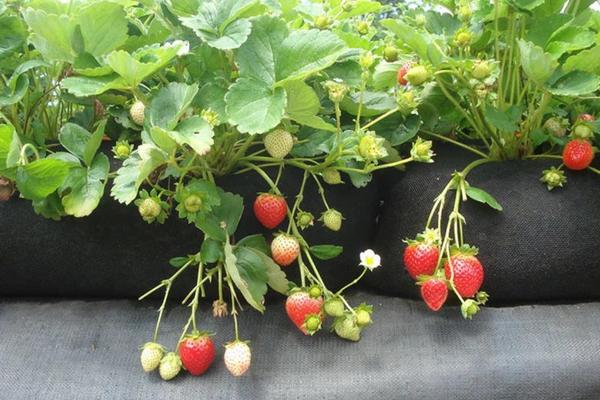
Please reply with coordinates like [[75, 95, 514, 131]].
[[159, 352, 182, 381], [359, 52, 374, 69], [140, 342, 164, 372], [224, 341, 252, 377], [264, 129, 294, 159], [314, 15, 330, 30], [342, 0, 354, 11], [573, 124, 593, 139], [322, 168, 343, 185], [540, 167, 566, 191], [296, 210, 314, 230], [472, 61, 491, 80], [184, 194, 203, 213], [324, 297, 345, 317], [138, 198, 161, 222], [112, 140, 132, 160], [357, 20, 370, 35], [334, 315, 361, 341], [321, 209, 343, 231], [454, 31, 472, 47], [415, 14, 426, 26], [405, 65, 429, 86], [308, 285, 322, 299], [355, 309, 371, 327], [543, 117, 567, 137], [304, 314, 323, 334], [383, 45, 399, 62], [130, 100, 145, 126]]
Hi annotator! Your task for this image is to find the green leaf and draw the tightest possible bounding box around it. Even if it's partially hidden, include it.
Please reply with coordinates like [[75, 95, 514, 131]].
[[60, 153, 109, 217], [517, 39, 558, 86], [200, 238, 223, 264], [171, 116, 214, 156], [76, 2, 128, 57], [0, 124, 15, 172], [148, 126, 178, 153], [180, 0, 260, 50], [196, 82, 228, 123], [545, 26, 595, 58], [16, 158, 70, 200], [58, 121, 105, 166], [32, 192, 65, 221], [564, 45, 600, 74], [169, 256, 191, 268], [309, 244, 343, 260], [248, 247, 289, 294], [285, 80, 335, 132], [0, 74, 28, 107], [195, 190, 244, 241], [225, 77, 286, 134], [224, 238, 265, 312], [147, 82, 199, 130], [110, 144, 168, 204], [484, 105, 522, 133], [0, 15, 26, 60], [61, 74, 128, 97], [506, 0, 545, 11], [105, 42, 185, 88], [381, 19, 443, 65], [466, 186, 503, 211], [340, 91, 396, 117], [167, 0, 201, 17], [236, 234, 269, 254], [22, 8, 76, 62], [546, 70, 600, 96]]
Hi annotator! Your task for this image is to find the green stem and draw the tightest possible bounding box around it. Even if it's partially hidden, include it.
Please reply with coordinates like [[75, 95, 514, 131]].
[[361, 107, 399, 131], [336, 268, 367, 295], [422, 130, 489, 159]]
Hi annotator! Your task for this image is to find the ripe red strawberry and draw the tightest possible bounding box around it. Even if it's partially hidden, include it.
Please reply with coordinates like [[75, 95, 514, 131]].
[[271, 234, 300, 267], [403, 243, 440, 280], [444, 254, 484, 298], [253, 193, 287, 229], [397, 62, 410, 85], [285, 291, 324, 335], [562, 139, 594, 171], [178, 332, 216, 376], [224, 341, 251, 377], [420, 278, 448, 311]]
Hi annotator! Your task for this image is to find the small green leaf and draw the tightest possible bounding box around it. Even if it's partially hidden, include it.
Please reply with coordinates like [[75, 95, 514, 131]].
[[285, 80, 335, 132], [171, 116, 214, 156], [169, 256, 191, 268], [518, 39, 558, 86], [236, 234, 269, 255], [77, 1, 128, 57], [60, 153, 109, 217], [195, 190, 244, 241], [147, 83, 199, 130], [546, 70, 600, 96], [466, 186, 503, 211], [224, 238, 265, 312], [22, 8, 76, 62], [309, 244, 343, 260], [484, 105, 522, 133], [16, 158, 70, 200], [200, 238, 223, 264]]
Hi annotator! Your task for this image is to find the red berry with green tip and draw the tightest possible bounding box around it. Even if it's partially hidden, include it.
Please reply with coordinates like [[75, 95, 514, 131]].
[[253, 193, 287, 229], [420, 278, 448, 311], [178, 332, 216, 376], [562, 139, 594, 171], [403, 243, 440, 280], [397, 63, 410, 86], [444, 255, 484, 298], [285, 291, 324, 335]]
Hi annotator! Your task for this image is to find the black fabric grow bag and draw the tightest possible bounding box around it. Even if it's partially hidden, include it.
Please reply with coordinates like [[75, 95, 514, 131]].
[[367, 143, 600, 303], [0, 166, 381, 299]]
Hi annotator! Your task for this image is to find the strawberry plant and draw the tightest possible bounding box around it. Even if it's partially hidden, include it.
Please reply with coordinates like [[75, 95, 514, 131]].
[[0, 0, 440, 380]]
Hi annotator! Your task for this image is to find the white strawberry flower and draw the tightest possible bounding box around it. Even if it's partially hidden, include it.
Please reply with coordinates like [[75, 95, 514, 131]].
[[359, 249, 381, 270]]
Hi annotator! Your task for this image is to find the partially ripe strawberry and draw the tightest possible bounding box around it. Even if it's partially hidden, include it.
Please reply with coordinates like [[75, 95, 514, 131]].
[[130, 100, 145, 125], [264, 129, 294, 159], [159, 352, 182, 381], [578, 113, 595, 122], [140, 342, 164, 372], [253, 193, 287, 229], [420, 278, 448, 311], [444, 254, 484, 298], [285, 291, 324, 335], [397, 63, 411, 86], [403, 243, 439, 279], [224, 341, 251, 377], [562, 139, 594, 170], [405, 65, 429, 86], [178, 332, 216, 376], [271, 234, 300, 267]]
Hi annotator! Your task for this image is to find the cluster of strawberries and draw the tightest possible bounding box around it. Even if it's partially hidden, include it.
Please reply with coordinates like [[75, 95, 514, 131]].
[[402, 232, 487, 318], [140, 334, 251, 381]]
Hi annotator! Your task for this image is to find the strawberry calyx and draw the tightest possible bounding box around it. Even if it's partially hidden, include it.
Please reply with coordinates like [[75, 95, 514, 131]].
[[449, 244, 479, 257], [181, 330, 214, 341]]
